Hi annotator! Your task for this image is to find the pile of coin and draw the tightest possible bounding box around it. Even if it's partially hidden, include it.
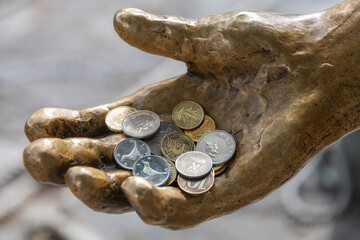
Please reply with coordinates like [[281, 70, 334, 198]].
[[105, 101, 236, 195]]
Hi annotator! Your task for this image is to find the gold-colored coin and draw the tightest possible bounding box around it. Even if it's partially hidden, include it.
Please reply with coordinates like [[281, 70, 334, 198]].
[[164, 158, 177, 185], [160, 132, 195, 162], [105, 106, 137, 132], [213, 163, 227, 176], [177, 169, 215, 195], [184, 115, 216, 142], [172, 101, 204, 130]]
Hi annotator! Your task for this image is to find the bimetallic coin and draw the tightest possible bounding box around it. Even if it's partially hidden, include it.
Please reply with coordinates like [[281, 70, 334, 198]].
[[177, 169, 215, 195], [172, 101, 204, 130], [160, 132, 195, 162], [196, 130, 236, 165], [114, 138, 151, 170], [184, 115, 216, 142], [213, 163, 227, 176], [144, 121, 183, 155], [133, 155, 171, 187], [175, 151, 213, 178], [122, 110, 161, 138], [164, 158, 177, 185], [105, 106, 137, 132]]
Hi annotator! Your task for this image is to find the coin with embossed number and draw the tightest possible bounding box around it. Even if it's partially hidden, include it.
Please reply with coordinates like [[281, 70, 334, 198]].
[[172, 101, 204, 130], [122, 110, 161, 138], [177, 169, 215, 195], [114, 138, 151, 170], [196, 130, 236, 165], [144, 122, 183, 155], [184, 115, 216, 142], [133, 155, 171, 187], [105, 106, 137, 132], [160, 132, 195, 162], [164, 158, 177, 185], [175, 151, 212, 178]]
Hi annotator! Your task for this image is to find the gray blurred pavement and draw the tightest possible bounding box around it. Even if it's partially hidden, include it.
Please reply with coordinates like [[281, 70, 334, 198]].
[[3, 0, 360, 240]]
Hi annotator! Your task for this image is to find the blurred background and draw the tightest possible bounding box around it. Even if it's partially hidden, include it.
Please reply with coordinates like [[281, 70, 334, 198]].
[[1, 0, 360, 239]]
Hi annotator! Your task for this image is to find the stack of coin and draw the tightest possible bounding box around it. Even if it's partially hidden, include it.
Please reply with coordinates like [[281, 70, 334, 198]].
[[175, 151, 215, 195], [105, 101, 236, 194], [105, 106, 137, 132]]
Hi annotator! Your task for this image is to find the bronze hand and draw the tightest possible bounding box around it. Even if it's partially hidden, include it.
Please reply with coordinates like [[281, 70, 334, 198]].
[[24, 0, 360, 229]]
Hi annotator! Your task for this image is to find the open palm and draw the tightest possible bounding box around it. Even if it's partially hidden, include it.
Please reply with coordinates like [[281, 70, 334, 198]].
[[23, 0, 360, 229]]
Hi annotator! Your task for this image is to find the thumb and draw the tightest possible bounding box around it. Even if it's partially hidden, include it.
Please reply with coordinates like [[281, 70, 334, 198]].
[[114, 8, 195, 63]]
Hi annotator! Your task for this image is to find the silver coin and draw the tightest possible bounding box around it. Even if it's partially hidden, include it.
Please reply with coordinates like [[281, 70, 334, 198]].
[[196, 130, 236, 165], [114, 138, 151, 170], [133, 155, 171, 186], [144, 121, 183, 155], [175, 151, 213, 179], [122, 110, 161, 138]]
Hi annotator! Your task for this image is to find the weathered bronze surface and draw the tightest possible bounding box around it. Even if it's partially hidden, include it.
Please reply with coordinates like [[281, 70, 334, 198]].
[[65, 166, 133, 214], [23, 0, 360, 230]]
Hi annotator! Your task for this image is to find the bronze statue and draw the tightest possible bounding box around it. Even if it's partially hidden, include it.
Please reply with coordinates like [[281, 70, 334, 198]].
[[23, 0, 360, 230]]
